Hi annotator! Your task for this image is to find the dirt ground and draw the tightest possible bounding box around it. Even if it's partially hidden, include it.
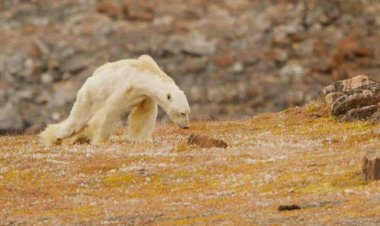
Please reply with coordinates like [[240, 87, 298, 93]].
[[1, 104, 380, 225]]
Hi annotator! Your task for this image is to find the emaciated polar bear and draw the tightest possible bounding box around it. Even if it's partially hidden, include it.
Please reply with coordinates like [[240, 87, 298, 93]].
[[40, 55, 190, 145]]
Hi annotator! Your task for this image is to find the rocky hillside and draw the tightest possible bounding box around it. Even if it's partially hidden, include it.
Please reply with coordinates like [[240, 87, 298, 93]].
[[1, 0, 380, 132], [1, 103, 380, 224]]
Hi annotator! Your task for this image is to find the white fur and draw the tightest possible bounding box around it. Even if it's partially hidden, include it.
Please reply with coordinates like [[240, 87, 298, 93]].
[[40, 55, 190, 145]]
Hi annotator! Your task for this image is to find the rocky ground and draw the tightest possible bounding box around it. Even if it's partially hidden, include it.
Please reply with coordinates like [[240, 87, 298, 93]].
[[1, 0, 380, 133], [1, 103, 380, 225]]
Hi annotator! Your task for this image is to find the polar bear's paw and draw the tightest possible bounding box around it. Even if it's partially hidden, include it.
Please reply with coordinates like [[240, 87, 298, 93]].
[[90, 137, 108, 145], [127, 135, 153, 143], [110, 135, 128, 142], [39, 123, 63, 146]]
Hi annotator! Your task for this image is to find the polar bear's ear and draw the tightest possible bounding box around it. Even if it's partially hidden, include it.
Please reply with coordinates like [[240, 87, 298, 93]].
[[138, 55, 162, 73]]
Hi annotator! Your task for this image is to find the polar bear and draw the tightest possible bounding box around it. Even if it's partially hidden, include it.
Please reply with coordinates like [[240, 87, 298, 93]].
[[40, 55, 190, 145]]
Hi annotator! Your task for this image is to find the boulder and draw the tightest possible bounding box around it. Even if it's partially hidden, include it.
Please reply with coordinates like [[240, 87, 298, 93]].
[[363, 150, 380, 181], [321, 75, 380, 121]]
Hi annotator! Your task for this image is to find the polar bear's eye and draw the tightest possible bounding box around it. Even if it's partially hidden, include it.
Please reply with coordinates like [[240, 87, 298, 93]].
[[166, 94, 172, 101]]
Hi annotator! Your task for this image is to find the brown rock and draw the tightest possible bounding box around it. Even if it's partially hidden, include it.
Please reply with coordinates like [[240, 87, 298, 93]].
[[96, 0, 124, 19], [338, 35, 371, 57], [363, 150, 380, 181], [278, 204, 301, 211], [123, 0, 154, 22], [187, 134, 228, 149], [214, 55, 235, 67], [313, 40, 327, 56]]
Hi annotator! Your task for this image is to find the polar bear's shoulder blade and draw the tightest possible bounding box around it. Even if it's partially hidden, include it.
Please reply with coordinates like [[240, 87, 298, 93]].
[[138, 55, 162, 73], [137, 55, 173, 82]]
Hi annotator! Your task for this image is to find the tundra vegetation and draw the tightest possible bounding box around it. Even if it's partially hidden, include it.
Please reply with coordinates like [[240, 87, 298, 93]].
[[1, 102, 380, 225]]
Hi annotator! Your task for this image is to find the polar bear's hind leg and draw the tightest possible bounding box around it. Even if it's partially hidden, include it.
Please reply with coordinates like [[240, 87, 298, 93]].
[[55, 88, 94, 140], [39, 123, 63, 146], [127, 98, 158, 141]]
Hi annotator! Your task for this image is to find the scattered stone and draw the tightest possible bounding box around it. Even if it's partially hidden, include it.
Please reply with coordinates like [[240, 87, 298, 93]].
[[60, 54, 92, 74], [278, 204, 301, 211], [0, 101, 24, 132], [182, 32, 217, 56], [51, 112, 61, 121], [363, 150, 380, 181], [214, 55, 235, 67], [41, 72, 54, 84], [138, 168, 147, 176], [96, 0, 124, 20], [187, 134, 228, 149], [124, 0, 154, 22], [232, 62, 244, 73], [279, 63, 305, 77], [304, 1, 340, 26]]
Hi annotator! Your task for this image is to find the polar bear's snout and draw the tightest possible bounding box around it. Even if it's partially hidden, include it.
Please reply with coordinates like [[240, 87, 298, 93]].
[[179, 121, 190, 129], [178, 122, 190, 129], [177, 116, 190, 129], [171, 112, 190, 129]]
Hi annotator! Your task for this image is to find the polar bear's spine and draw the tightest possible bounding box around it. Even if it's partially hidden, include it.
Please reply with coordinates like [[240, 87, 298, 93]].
[[39, 122, 64, 146]]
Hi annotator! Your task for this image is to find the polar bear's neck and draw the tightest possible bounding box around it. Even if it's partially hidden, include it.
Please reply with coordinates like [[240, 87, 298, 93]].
[[135, 56, 174, 83], [134, 74, 174, 100]]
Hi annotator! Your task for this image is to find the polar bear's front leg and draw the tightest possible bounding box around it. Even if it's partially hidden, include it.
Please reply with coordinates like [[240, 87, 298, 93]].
[[90, 93, 126, 145], [127, 98, 158, 142]]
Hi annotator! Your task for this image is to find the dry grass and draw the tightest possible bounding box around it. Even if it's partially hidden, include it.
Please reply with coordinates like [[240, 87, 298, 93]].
[[1, 103, 380, 225]]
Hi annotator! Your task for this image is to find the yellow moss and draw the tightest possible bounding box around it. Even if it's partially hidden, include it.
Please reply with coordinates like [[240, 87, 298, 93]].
[[175, 141, 189, 152], [103, 173, 145, 187], [166, 213, 245, 225], [307, 102, 319, 113], [299, 183, 337, 194], [330, 172, 366, 188]]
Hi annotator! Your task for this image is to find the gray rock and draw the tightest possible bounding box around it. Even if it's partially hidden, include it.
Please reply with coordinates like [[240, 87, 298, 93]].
[[279, 63, 305, 77], [0, 100, 24, 132], [60, 54, 92, 74], [164, 32, 217, 56], [232, 62, 244, 73], [41, 72, 54, 84]]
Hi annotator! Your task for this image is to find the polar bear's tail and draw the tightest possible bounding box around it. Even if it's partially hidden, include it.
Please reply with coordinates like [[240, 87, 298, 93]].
[[39, 123, 63, 146]]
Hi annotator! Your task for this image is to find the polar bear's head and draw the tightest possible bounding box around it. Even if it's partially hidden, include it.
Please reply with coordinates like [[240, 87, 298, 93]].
[[137, 55, 191, 129], [160, 84, 191, 129]]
